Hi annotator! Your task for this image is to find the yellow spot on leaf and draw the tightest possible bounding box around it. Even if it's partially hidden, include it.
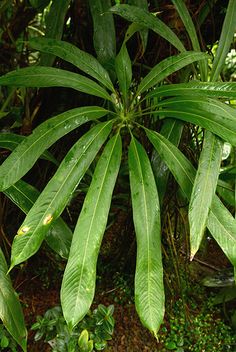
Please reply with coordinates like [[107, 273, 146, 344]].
[[43, 214, 53, 225], [17, 226, 30, 236]]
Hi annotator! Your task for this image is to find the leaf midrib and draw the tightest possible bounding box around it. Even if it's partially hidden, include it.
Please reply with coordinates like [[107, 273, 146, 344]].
[[190, 134, 219, 241], [139, 53, 204, 94], [132, 139, 154, 327], [36, 43, 113, 91], [74, 134, 119, 323], [1, 108, 102, 189]]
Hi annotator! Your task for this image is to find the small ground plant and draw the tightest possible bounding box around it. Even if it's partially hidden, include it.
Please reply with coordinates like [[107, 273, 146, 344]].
[[161, 298, 236, 352], [31, 304, 115, 352]]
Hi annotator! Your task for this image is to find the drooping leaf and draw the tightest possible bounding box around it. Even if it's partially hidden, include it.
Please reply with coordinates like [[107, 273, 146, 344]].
[[0, 106, 108, 191], [210, 0, 236, 82], [189, 131, 222, 258], [146, 128, 236, 268], [137, 51, 208, 95], [151, 119, 183, 206], [0, 248, 27, 351], [157, 96, 236, 146], [0, 133, 58, 165], [10, 121, 113, 269], [0, 67, 112, 101], [148, 81, 236, 100], [29, 38, 114, 92], [40, 0, 71, 66], [115, 44, 132, 102], [61, 133, 122, 329], [4, 180, 72, 259], [110, 4, 185, 52], [171, 0, 208, 80], [89, 0, 116, 65], [128, 137, 164, 336]]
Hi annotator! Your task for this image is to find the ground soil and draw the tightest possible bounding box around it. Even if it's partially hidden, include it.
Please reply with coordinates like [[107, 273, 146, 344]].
[[20, 263, 159, 352]]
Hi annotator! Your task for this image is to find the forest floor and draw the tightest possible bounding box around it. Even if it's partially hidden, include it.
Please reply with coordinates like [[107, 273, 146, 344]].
[[20, 255, 159, 351], [10, 210, 235, 351]]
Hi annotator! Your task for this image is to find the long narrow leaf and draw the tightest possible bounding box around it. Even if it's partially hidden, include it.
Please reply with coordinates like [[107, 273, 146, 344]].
[[10, 121, 112, 269], [29, 38, 114, 92], [4, 180, 72, 259], [129, 137, 164, 336], [61, 133, 121, 329], [0, 249, 27, 351], [146, 128, 236, 268], [0, 67, 112, 101], [115, 44, 132, 102], [171, 0, 208, 80], [189, 131, 222, 258], [110, 4, 185, 52], [89, 0, 116, 65], [210, 0, 236, 82], [0, 106, 108, 191], [0, 133, 58, 165], [137, 51, 208, 95], [148, 81, 236, 100], [157, 97, 236, 146], [40, 0, 71, 66]]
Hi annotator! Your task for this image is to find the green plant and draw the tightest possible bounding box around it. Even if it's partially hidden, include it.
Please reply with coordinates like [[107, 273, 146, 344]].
[[0, 0, 236, 349], [160, 299, 236, 352], [0, 323, 18, 351], [31, 304, 115, 351]]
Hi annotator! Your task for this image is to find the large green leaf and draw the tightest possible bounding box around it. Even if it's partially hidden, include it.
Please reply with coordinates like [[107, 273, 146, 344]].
[[128, 137, 164, 336], [0, 106, 108, 191], [40, 0, 71, 66], [0, 248, 27, 351], [151, 119, 183, 206], [146, 128, 236, 268], [89, 0, 116, 65], [0, 133, 58, 165], [10, 121, 112, 269], [171, 0, 208, 80], [148, 81, 236, 100], [4, 180, 72, 259], [115, 44, 132, 102], [0, 67, 112, 101], [210, 0, 236, 82], [29, 38, 114, 92], [157, 96, 236, 146], [137, 52, 208, 95], [110, 4, 185, 52], [189, 131, 222, 258], [61, 133, 122, 329]]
